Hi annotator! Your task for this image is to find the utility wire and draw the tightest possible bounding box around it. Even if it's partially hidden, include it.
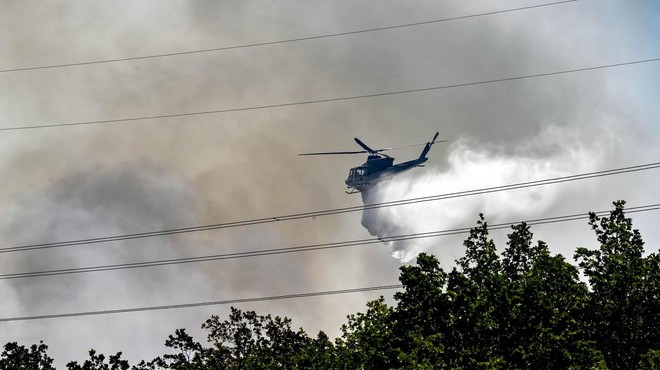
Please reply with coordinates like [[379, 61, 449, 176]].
[[1, 203, 658, 281], [2, 162, 658, 254], [1, 57, 658, 132], [0, 1, 577, 74], [0, 284, 402, 323], [2, 204, 658, 323]]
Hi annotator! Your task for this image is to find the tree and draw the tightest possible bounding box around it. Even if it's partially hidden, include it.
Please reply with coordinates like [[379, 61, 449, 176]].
[[499, 223, 603, 368], [442, 219, 603, 369], [516, 250, 603, 368], [502, 222, 539, 279], [499, 223, 540, 366], [335, 297, 396, 369], [294, 331, 338, 369], [201, 307, 314, 369], [0, 342, 55, 370], [643, 252, 660, 355], [575, 200, 657, 369], [148, 329, 223, 370], [445, 216, 505, 368], [65, 350, 129, 370], [392, 253, 449, 369], [457, 214, 501, 286]]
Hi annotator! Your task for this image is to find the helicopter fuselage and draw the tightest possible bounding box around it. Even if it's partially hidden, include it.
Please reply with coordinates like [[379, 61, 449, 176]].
[[345, 154, 428, 193]]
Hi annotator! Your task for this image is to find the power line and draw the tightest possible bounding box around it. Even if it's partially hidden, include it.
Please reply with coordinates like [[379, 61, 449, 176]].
[[2, 203, 657, 323], [0, 1, 577, 74], [0, 284, 402, 323], [2, 162, 658, 254], [2, 203, 658, 281], [1, 57, 658, 132]]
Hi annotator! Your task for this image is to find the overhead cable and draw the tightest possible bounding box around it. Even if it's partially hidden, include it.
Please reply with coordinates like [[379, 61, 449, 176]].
[[1, 57, 658, 131], [0, 284, 402, 323], [1, 203, 658, 280], [0, 1, 577, 74], [2, 161, 658, 254]]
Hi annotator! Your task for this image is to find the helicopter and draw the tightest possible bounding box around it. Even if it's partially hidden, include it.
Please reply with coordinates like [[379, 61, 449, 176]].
[[300, 132, 445, 194]]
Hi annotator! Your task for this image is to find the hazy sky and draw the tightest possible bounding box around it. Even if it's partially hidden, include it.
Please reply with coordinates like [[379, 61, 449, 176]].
[[1, 0, 659, 366]]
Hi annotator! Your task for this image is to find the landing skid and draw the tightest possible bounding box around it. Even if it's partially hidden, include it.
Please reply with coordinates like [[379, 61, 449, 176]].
[[345, 187, 361, 194]]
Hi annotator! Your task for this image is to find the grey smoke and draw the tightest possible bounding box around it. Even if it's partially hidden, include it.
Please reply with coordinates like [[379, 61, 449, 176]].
[[1, 0, 658, 367]]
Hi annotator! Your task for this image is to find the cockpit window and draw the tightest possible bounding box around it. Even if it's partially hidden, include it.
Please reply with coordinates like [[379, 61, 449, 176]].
[[348, 168, 367, 179]]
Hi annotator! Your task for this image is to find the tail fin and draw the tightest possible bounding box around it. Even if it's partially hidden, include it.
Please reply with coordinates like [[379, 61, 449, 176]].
[[419, 132, 441, 159]]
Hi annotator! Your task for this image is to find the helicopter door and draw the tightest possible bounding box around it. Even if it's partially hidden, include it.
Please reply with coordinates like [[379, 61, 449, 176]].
[[354, 168, 367, 182]]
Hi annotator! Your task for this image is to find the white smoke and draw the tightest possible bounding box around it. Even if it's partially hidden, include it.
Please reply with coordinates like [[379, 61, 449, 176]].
[[360, 123, 617, 262]]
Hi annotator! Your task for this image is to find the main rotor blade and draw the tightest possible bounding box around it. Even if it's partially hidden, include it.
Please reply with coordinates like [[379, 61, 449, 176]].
[[384, 143, 427, 150], [354, 138, 376, 154], [298, 150, 367, 156]]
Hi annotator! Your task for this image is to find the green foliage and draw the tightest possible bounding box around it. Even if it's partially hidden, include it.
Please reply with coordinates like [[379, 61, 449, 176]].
[[336, 297, 396, 369], [457, 214, 500, 286], [296, 331, 338, 369], [0, 342, 55, 370], [512, 251, 601, 368], [202, 306, 319, 369], [65, 350, 129, 370], [575, 200, 658, 369], [3, 200, 658, 369], [502, 222, 541, 279], [147, 329, 223, 370], [393, 253, 449, 368], [638, 349, 660, 370], [395, 253, 448, 334], [447, 216, 505, 368]]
